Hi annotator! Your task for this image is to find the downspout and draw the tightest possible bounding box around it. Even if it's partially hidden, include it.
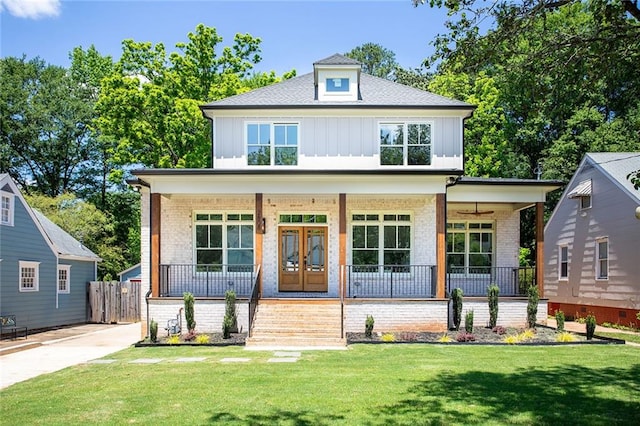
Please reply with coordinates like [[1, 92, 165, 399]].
[[145, 288, 152, 338]]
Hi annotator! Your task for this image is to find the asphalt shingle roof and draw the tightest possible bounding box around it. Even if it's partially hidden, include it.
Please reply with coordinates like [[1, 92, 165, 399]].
[[313, 53, 362, 66], [587, 152, 640, 202], [33, 209, 100, 260]]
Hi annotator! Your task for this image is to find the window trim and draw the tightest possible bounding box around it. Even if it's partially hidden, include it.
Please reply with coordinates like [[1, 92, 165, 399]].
[[19, 261, 40, 292], [580, 195, 592, 210], [58, 265, 71, 294], [245, 121, 300, 167], [1, 191, 14, 226], [596, 237, 608, 280], [446, 221, 495, 275], [558, 245, 569, 280], [349, 212, 413, 272], [326, 77, 350, 92], [193, 212, 255, 273], [378, 121, 433, 167]]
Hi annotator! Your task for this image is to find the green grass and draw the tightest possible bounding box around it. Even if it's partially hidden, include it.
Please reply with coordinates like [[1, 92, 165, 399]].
[[597, 331, 640, 344], [1, 345, 639, 425]]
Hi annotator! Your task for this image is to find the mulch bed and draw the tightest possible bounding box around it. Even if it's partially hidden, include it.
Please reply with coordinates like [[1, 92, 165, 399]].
[[135, 332, 247, 347]]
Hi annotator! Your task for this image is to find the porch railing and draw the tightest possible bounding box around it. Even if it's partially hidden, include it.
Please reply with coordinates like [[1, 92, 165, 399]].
[[446, 266, 535, 297], [159, 264, 259, 297], [344, 264, 436, 299], [248, 265, 261, 338]]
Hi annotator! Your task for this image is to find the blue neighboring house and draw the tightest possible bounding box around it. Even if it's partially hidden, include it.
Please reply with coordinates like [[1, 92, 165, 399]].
[[0, 174, 101, 331], [118, 263, 141, 284]]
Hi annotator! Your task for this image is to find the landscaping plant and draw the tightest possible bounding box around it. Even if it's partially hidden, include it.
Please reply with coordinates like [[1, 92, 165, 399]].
[[150, 319, 158, 343], [488, 284, 499, 328], [526, 285, 539, 328], [183, 292, 196, 333], [452, 288, 463, 330], [465, 310, 474, 333], [225, 290, 238, 333], [365, 315, 375, 338], [586, 314, 597, 340], [222, 315, 233, 339], [555, 310, 565, 332]]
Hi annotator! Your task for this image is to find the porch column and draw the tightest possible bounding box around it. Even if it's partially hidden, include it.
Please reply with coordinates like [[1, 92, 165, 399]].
[[535, 202, 545, 298], [436, 193, 446, 298], [339, 193, 346, 299], [255, 193, 264, 294], [150, 193, 161, 298]]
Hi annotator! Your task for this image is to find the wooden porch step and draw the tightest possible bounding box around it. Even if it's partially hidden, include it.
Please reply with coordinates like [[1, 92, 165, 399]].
[[247, 299, 345, 348]]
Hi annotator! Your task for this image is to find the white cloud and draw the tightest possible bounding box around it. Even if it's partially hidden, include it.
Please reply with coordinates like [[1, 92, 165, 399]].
[[0, 0, 61, 19]]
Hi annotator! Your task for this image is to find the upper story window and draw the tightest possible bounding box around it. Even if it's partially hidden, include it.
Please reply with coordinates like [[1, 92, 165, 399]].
[[568, 179, 591, 210], [447, 222, 494, 273], [559, 245, 569, 280], [58, 265, 71, 294], [19, 261, 40, 292], [247, 122, 298, 166], [194, 213, 254, 272], [1, 192, 14, 226], [596, 237, 608, 280], [379, 122, 432, 166], [326, 78, 349, 92], [580, 195, 591, 210]]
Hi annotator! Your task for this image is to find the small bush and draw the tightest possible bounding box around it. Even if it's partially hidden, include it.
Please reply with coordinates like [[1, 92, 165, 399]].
[[465, 310, 474, 333], [225, 290, 238, 333], [438, 334, 452, 343], [222, 315, 233, 339], [381, 333, 395, 342], [488, 284, 499, 328], [195, 334, 210, 344], [150, 319, 158, 343], [586, 314, 596, 340], [167, 335, 180, 345], [526, 285, 539, 328], [556, 332, 576, 342], [555, 310, 565, 332], [456, 332, 476, 342], [492, 326, 507, 335], [365, 315, 375, 338], [183, 292, 196, 332], [519, 329, 536, 341], [503, 335, 519, 345], [451, 288, 463, 330], [636, 311, 640, 321], [399, 332, 418, 342]]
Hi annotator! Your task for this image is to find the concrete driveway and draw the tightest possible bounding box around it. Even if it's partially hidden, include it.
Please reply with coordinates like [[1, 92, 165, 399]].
[[0, 322, 142, 390]]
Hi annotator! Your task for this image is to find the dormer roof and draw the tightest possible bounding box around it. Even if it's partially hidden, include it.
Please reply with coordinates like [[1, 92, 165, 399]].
[[313, 53, 362, 67]]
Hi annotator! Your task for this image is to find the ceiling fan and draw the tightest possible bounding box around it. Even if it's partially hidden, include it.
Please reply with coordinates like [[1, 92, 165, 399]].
[[457, 202, 494, 216]]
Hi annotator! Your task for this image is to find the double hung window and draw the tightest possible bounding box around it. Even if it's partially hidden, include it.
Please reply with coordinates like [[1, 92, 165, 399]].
[[58, 265, 70, 293], [351, 214, 411, 271], [194, 213, 254, 272], [447, 222, 494, 273], [379, 122, 432, 166], [247, 122, 298, 166], [596, 238, 608, 280], [1, 192, 13, 226], [559, 245, 568, 280], [19, 261, 39, 292]]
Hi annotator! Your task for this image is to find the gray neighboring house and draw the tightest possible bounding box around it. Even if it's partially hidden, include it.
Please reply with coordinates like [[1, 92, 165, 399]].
[[0, 174, 100, 331], [544, 153, 640, 327]]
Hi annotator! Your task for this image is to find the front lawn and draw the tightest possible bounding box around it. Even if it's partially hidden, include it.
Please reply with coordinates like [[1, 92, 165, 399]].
[[1, 344, 638, 425]]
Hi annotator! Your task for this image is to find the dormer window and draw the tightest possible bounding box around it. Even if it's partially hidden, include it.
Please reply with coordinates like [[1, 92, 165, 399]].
[[327, 78, 349, 92], [568, 179, 591, 210]]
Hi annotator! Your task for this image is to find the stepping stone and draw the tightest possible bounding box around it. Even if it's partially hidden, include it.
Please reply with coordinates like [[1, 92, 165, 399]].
[[88, 359, 117, 364], [274, 351, 301, 358], [220, 357, 251, 363], [129, 358, 163, 364], [267, 357, 298, 363], [175, 357, 206, 363]]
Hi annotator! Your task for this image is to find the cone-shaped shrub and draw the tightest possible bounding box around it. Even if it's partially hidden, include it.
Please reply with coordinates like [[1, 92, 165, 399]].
[[365, 315, 375, 338], [488, 284, 499, 328], [555, 310, 565, 332], [452, 288, 463, 330], [183, 292, 196, 332], [586, 314, 596, 340], [526, 285, 539, 328]]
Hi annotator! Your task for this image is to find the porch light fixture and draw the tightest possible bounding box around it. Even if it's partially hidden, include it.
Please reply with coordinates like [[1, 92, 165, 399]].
[[635, 206, 640, 220], [260, 217, 266, 233]]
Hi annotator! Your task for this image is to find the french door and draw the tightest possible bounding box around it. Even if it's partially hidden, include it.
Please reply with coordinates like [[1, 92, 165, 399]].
[[278, 226, 327, 292]]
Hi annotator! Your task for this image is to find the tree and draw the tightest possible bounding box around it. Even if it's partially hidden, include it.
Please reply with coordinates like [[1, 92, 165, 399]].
[[345, 43, 398, 79]]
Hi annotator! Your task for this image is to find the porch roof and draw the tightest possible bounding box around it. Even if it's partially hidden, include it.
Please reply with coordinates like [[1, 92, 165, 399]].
[[447, 177, 563, 207]]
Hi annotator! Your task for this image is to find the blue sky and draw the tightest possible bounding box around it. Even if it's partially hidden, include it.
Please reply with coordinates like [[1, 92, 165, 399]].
[[1, 0, 451, 75]]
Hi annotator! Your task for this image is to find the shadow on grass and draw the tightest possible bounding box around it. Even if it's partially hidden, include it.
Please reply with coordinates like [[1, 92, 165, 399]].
[[209, 409, 345, 425], [379, 364, 640, 425]]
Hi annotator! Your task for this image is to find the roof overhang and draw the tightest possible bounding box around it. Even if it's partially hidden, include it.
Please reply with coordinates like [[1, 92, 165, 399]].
[[448, 177, 563, 207], [567, 179, 591, 198]]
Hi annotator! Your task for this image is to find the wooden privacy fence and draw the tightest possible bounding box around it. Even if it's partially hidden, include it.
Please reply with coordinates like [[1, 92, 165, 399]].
[[87, 281, 141, 323]]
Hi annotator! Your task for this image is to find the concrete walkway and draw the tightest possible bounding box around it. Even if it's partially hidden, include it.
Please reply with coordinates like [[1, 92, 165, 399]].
[[0, 322, 142, 390]]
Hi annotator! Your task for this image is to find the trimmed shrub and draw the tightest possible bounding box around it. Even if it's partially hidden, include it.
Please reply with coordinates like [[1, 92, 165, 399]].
[[555, 310, 565, 332], [183, 292, 196, 332], [492, 326, 507, 335], [222, 315, 233, 339], [195, 334, 210, 344], [452, 288, 463, 330], [488, 284, 499, 328], [526, 285, 539, 328], [438, 334, 452, 343], [465, 310, 474, 333], [381, 333, 395, 342], [150, 319, 158, 343], [556, 332, 576, 342], [225, 290, 238, 333], [456, 332, 476, 342], [365, 315, 375, 338], [586, 314, 596, 340]]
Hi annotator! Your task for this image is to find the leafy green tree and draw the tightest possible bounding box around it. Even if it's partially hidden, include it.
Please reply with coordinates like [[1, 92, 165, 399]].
[[345, 43, 398, 79]]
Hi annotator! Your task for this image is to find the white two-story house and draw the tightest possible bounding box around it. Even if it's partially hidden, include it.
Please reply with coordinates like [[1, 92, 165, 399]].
[[131, 54, 560, 345]]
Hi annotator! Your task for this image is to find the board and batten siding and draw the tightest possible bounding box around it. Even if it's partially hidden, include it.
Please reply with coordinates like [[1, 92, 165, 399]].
[[545, 165, 640, 310], [212, 115, 463, 170], [0, 197, 57, 330]]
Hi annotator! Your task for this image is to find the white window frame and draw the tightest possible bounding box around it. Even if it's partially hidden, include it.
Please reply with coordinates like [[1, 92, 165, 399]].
[[580, 195, 592, 210], [58, 265, 71, 294], [379, 121, 433, 166], [596, 237, 608, 280], [349, 212, 413, 273], [559, 245, 569, 280], [446, 221, 495, 275], [245, 121, 299, 167], [19, 261, 40, 292], [193, 212, 255, 273], [1, 191, 14, 226]]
